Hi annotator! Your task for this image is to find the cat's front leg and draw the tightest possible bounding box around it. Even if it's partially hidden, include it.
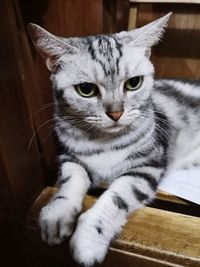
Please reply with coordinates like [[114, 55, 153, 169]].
[[70, 170, 162, 266], [39, 162, 90, 245]]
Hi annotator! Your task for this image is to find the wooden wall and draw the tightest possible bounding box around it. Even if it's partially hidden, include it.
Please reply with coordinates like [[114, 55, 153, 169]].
[[136, 3, 200, 79]]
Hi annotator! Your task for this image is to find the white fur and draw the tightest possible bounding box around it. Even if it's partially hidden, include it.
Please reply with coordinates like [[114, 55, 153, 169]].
[[169, 129, 200, 170], [39, 162, 90, 244], [70, 174, 154, 266]]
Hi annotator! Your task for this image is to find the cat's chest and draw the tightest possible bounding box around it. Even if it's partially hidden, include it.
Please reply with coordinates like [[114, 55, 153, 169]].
[[78, 148, 129, 183]]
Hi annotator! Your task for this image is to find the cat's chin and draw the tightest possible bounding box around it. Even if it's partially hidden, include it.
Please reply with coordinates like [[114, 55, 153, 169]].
[[101, 124, 127, 134]]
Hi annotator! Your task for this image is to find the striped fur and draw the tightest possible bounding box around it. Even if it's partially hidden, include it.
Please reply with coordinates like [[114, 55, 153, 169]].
[[28, 13, 200, 266]]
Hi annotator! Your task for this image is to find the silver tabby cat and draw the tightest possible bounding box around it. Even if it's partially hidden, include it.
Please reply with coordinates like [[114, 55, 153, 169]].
[[28, 13, 200, 266]]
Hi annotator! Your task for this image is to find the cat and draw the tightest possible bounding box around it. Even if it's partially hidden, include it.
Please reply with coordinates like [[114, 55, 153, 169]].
[[28, 13, 200, 266]]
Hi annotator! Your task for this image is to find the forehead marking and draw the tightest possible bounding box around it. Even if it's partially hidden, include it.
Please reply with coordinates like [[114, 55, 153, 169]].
[[87, 36, 123, 79]]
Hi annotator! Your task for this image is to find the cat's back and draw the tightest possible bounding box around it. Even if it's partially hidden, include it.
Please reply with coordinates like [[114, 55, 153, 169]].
[[152, 79, 200, 126], [153, 79, 200, 109], [152, 79, 200, 170]]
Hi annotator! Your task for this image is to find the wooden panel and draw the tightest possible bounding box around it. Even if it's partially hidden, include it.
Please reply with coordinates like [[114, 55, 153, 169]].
[[116, 0, 130, 32], [21, 0, 104, 37], [28, 187, 200, 266], [0, 0, 44, 222], [0, 0, 46, 265], [103, 0, 130, 33], [136, 4, 200, 79]]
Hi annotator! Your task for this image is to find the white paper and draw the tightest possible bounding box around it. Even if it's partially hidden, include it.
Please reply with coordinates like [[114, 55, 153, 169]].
[[158, 168, 200, 205]]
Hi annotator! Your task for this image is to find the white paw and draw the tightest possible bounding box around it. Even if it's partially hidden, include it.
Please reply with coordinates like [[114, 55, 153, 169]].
[[39, 197, 79, 245], [70, 211, 110, 266]]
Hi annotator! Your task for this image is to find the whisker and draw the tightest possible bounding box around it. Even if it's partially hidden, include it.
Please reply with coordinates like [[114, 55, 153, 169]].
[[33, 103, 55, 116], [33, 102, 68, 116], [139, 112, 175, 131], [41, 128, 57, 145], [28, 118, 57, 151], [131, 113, 170, 146]]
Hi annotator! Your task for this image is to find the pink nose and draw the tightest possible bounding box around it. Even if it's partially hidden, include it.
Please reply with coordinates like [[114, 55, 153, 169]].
[[106, 111, 123, 121]]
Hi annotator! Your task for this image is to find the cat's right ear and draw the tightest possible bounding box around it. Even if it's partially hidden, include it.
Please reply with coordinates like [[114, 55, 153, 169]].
[[27, 24, 78, 71]]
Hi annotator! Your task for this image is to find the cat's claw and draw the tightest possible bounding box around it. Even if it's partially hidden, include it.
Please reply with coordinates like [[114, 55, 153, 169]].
[[39, 200, 78, 245], [70, 212, 109, 267]]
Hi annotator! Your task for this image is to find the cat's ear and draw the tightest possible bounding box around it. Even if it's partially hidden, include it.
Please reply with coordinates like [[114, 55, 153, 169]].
[[27, 24, 78, 71], [117, 13, 172, 49]]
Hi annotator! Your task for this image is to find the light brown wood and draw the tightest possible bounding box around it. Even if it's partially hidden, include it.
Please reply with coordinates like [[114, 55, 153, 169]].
[[156, 190, 188, 205], [28, 187, 200, 266], [128, 4, 138, 30]]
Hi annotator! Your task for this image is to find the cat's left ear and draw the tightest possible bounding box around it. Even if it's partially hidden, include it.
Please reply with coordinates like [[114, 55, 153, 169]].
[[27, 24, 78, 71], [117, 12, 172, 56]]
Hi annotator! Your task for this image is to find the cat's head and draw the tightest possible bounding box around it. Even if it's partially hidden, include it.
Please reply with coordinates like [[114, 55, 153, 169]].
[[28, 13, 171, 135]]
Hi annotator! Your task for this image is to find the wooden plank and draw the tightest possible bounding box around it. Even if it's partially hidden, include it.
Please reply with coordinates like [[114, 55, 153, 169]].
[[136, 4, 200, 79], [28, 187, 200, 266], [128, 3, 138, 30]]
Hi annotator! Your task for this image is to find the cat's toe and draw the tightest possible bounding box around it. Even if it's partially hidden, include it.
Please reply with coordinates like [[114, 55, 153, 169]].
[[70, 213, 109, 266], [39, 201, 76, 245]]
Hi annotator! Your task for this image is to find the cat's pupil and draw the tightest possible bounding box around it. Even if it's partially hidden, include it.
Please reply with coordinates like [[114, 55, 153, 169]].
[[129, 77, 140, 87], [81, 83, 93, 94]]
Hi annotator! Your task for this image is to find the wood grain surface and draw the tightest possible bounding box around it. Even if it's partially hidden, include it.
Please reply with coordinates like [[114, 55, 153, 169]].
[[28, 187, 200, 266]]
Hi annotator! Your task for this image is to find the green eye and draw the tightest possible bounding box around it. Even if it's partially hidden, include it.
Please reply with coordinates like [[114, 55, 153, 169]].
[[124, 76, 143, 91], [75, 83, 98, 97]]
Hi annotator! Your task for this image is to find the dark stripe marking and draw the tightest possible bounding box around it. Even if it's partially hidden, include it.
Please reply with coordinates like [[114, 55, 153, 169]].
[[95, 226, 103, 234], [58, 176, 71, 186], [56, 220, 61, 239], [53, 196, 68, 201], [123, 171, 158, 191], [126, 145, 155, 162], [142, 158, 166, 169], [55, 89, 64, 100], [63, 139, 105, 156], [44, 224, 49, 241], [132, 186, 148, 202], [157, 82, 200, 108], [151, 102, 171, 154], [58, 147, 94, 182], [113, 194, 129, 212]]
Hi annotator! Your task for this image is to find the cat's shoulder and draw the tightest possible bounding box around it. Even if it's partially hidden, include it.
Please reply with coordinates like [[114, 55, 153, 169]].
[[153, 79, 200, 97]]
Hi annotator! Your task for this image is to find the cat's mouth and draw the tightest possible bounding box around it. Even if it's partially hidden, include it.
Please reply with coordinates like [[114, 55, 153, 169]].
[[101, 123, 127, 133]]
